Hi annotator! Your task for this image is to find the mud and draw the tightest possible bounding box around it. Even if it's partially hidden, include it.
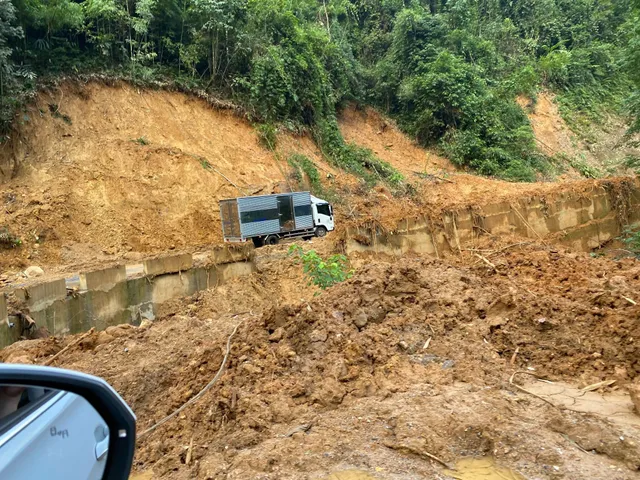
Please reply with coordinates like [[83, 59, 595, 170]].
[[1, 83, 640, 479], [2, 244, 639, 479], [1, 82, 636, 276]]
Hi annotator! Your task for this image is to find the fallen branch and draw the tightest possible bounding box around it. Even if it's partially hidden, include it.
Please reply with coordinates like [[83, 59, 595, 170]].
[[43, 328, 95, 366], [138, 314, 253, 439], [510, 347, 520, 367], [384, 441, 454, 470], [412, 171, 455, 184], [474, 253, 497, 271], [510, 205, 547, 245], [509, 371, 561, 410], [581, 379, 616, 392], [621, 295, 637, 306]]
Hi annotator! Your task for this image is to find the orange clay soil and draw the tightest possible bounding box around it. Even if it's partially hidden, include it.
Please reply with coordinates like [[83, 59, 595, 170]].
[[1, 82, 635, 275], [2, 242, 639, 479]]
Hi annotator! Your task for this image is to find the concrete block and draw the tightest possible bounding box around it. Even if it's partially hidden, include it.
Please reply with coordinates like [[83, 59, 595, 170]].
[[0, 293, 6, 323], [210, 245, 252, 265], [80, 266, 126, 291], [0, 316, 21, 349], [143, 254, 193, 276], [14, 279, 67, 311]]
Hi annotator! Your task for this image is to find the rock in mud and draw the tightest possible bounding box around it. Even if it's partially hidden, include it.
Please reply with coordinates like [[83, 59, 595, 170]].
[[354, 311, 368, 329], [309, 329, 328, 343], [24, 266, 45, 278], [269, 327, 284, 342]]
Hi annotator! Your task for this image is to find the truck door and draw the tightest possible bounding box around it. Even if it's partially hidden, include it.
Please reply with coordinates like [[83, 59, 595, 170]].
[[277, 195, 295, 231]]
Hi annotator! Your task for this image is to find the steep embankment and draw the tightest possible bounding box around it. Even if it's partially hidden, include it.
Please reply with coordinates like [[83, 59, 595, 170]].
[[0, 83, 334, 270], [0, 82, 636, 274]]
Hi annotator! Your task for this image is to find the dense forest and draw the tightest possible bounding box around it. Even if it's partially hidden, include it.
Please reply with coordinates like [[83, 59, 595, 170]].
[[1, 0, 639, 182]]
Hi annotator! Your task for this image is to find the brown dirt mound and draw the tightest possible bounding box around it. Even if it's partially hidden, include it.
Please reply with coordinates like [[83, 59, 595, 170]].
[[0, 82, 348, 271], [4, 245, 639, 479]]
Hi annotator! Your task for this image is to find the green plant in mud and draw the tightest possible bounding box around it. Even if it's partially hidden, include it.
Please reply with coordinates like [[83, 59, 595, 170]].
[[0, 227, 22, 249], [619, 225, 640, 258], [289, 244, 353, 290], [256, 123, 277, 151], [287, 153, 323, 194]]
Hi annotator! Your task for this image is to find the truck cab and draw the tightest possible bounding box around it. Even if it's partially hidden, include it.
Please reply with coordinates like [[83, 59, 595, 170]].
[[311, 195, 334, 237]]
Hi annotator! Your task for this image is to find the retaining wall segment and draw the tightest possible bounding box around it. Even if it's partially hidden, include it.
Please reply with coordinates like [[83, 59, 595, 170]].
[[346, 179, 640, 256], [143, 254, 193, 276], [1, 250, 255, 349], [13, 279, 67, 311], [80, 265, 126, 291], [0, 293, 6, 324]]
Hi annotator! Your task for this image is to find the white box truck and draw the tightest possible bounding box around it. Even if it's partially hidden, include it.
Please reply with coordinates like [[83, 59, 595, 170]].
[[219, 191, 335, 247]]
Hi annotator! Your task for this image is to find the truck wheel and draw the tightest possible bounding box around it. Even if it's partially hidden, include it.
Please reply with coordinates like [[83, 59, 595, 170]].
[[252, 237, 264, 248], [265, 235, 279, 245], [315, 226, 327, 238]]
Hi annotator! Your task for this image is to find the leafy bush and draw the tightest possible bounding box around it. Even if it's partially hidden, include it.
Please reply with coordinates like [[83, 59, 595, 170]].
[[620, 226, 640, 258], [287, 153, 323, 194], [256, 123, 277, 150], [314, 116, 405, 189], [288, 245, 353, 290], [0, 227, 22, 249]]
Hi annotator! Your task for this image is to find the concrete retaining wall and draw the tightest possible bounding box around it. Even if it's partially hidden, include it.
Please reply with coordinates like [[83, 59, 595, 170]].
[[0, 247, 254, 348], [346, 179, 640, 256]]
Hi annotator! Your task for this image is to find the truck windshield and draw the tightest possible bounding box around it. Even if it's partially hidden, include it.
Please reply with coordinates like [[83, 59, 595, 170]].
[[316, 204, 331, 217]]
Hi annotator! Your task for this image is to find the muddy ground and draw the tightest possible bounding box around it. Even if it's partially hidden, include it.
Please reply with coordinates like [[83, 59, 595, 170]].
[[1, 82, 639, 479], [2, 241, 639, 479]]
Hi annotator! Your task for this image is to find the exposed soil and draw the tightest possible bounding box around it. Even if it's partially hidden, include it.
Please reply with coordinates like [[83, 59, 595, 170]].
[[1, 82, 635, 276], [1, 83, 640, 479], [518, 92, 640, 178], [2, 243, 639, 479]]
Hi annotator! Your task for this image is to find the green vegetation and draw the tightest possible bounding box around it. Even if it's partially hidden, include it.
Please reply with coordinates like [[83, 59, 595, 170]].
[[620, 225, 640, 258], [2, 0, 638, 180], [256, 123, 277, 151], [287, 153, 323, 194], [0, 226, 21, 249], [289, 244, 353, 290], [625, 0, 640, 135]]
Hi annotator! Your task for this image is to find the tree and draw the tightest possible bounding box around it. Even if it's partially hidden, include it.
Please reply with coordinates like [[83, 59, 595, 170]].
[[0, 0, 24, 132], [625, 0, 640, 133]]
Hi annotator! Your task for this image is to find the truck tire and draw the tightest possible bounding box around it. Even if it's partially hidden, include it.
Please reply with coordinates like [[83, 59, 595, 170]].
[[265, 235, 279, 245], [252, 237, 264, 248], [315, 226, 327, 238]]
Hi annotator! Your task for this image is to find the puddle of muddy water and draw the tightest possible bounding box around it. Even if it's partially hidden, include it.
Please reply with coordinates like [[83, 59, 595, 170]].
[[445, 458, 524, 480]]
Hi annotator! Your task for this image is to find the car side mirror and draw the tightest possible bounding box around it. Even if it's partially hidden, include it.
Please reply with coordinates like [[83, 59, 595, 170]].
[[0, 364, 136, 480]]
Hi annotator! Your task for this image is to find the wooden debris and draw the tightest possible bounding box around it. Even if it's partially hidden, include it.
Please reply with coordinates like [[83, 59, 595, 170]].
[[384, 441, 454, 470], [43, 328, 95, 366], [185, 437, 194, 465], [510, 347, 520, 367], [580, 380, 616, 393]]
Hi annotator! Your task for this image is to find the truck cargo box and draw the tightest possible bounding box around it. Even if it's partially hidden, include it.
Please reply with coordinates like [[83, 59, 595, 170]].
[[220, 192, 314, 242]]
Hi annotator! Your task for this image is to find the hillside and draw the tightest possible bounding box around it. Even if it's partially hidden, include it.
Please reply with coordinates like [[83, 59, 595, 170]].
[[1, 82, 626, 274], [0, 81, 639, 480]]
